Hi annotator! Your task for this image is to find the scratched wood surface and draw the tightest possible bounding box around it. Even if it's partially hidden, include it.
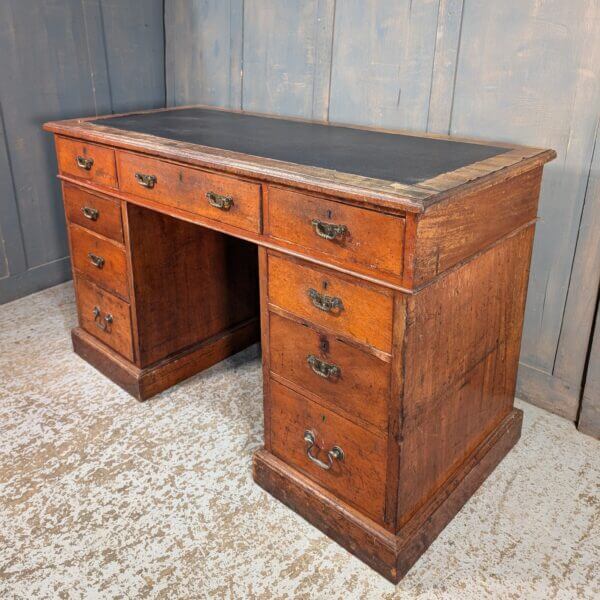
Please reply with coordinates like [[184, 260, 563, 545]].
[[165, 0, 600, 431], [0, 0, 165, 304]]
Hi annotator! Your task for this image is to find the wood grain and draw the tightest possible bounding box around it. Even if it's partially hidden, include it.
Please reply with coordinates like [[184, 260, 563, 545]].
[[74, 275, 133, 361], [69, 224, 128, 300], [117, 151, 262, 233], [267, 252, 394, 353], [266, 185, 405, 277], [63, 183, 123, 242], [269, 312, 390, 431], [269, 379, 388, 523]]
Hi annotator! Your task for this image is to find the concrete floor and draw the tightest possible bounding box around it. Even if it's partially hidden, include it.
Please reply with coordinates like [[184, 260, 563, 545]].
[[0, 282, 598, 599]]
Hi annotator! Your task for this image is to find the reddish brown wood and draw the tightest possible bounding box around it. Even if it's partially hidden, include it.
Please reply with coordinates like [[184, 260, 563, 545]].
[[266, 185, 406, 277], [267, 252, 394, 353], [63, 183, 124, 242], [398, 227, 535, 525], [69, 224, 129, 300], [254, 407, 522, 583], [45, 106, 556, 583], [55, 135, 117, 188], [71, 318, 259, 400], [269, 379, 388, 523], [412, 167, 541, 286], [116, 151, 262, 233], [269, 312, 390, 431], [126, 203, 259, 367], [74, 275, 133, 361]]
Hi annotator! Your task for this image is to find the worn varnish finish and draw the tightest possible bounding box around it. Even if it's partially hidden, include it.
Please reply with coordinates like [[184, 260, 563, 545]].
[[44, 106, 554, 581]]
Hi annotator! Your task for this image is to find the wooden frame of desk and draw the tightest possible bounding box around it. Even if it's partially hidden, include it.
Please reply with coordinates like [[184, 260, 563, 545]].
[[44, 106, 555, 582]]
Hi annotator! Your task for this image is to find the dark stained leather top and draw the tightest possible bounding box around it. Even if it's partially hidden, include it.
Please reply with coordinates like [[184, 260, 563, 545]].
[[91, 108, 506, 186]]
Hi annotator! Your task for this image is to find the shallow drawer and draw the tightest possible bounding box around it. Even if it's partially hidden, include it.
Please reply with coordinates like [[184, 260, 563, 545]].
[[269, 312, 390, 430], [116, 151, 261, 233], [75, 276, 133, 361], [56, 136, 117, 188], [269, 379, 387, 523], [266, 186, 405, 276], [268, 253, 393, 353], [63, 184, 123, 242], [70, 224, 129, 300]]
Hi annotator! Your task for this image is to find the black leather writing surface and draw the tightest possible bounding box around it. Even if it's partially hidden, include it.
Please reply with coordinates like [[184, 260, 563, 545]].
[[92, 108, 506, 185]]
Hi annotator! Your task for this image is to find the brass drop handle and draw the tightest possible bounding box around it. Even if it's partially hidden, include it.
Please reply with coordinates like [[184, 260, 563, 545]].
[[206, 191, 233, 211], [311, 219, 348, 241], [81, 206, 99, 221], [303, 430, 344, 471], [76, 156, 94, 170], [135, 172, 157, 189], [88, 253, 105, 269], [92, 306, 113, 332], [308, 288, 343, 313], [307, 354, 340, 379]]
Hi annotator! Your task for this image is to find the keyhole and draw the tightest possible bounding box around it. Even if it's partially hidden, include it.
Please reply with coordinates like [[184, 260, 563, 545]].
[[326, 209, 332, 219], [319, 336, 329, 354], [322, 279, 328, 290]]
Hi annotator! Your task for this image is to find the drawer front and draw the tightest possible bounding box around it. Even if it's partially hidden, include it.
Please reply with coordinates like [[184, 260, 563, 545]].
[[70, 224, 129, 300], [116, 151, 261, 233], [56, 136, 117, 188], [268, 253, 393, 353], [269, 312, 390, 430], [270, 379, 387, 523], [266, 186, 405, 276], [63, 184, 123, 242], [75, 276, 133, 361]]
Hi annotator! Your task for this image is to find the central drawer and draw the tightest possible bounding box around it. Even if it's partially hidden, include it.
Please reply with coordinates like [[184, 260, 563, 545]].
[[269, 312, 390, 430], [269, 379, 387, 523], [116, 151, 261, 233]]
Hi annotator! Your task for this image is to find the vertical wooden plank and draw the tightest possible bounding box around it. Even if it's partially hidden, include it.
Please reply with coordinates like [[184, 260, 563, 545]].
[[0, 0, 97, 270], [100, 0, 165, 113], [427, 0, 464, 134], [328, 0, 439, 129], [311, 0, 336, 121], [449, 0, 600, 376], [165, 0, 242, 109], [555, 126, 600, 388], [243, 0, 323, 118], [578, 299, 600, 439], [0, 102, 26, 278]]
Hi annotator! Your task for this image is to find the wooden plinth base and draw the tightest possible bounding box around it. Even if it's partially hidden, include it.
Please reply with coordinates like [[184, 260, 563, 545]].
[[72, 317, 260, 400], [253, 408, 523, 583]]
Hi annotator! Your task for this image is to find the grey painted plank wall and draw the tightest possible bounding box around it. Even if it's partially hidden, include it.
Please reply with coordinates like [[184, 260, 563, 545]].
[[0, 0, 165, 304], [165, 0, 600, 430]]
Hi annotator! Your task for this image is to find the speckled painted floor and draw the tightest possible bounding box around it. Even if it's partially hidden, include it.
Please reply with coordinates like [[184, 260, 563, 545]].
[[0, 282, 598, 599]]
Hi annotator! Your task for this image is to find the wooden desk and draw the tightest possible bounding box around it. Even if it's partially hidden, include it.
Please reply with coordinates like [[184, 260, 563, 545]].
[[44, 107, 555, 582]]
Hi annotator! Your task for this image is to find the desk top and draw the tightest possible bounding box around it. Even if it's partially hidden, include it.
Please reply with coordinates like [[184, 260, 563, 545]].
[[44, 106, 555, 213]]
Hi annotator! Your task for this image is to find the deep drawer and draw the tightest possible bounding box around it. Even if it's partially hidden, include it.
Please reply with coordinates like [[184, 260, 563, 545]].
[[267, 252, 394, 353], [269, 312, 390, 431], [269, 379, 387, 523], [116, 151, 262, 233], [56, 136, 117, 189], [70, 224, 129, 300], [266, 186, 405, 277], [75, 276, 133, 361], [63, 184, 123, 242]]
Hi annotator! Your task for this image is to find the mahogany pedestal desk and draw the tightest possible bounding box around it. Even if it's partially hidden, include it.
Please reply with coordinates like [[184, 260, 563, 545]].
[[44, 107, 555, 582]]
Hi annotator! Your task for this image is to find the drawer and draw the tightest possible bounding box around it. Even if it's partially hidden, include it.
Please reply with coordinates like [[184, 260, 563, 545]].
[[75, 276, 133, 361], [270, 379, 387, 523], [116, 151, 261, 233], [269, 312, 390, 430], [268, 253, 393, 353], [70, 224, 129, 300], [56, 136, 117, 188], [266, 186, 405, 276], [63, 184, 123, 242]]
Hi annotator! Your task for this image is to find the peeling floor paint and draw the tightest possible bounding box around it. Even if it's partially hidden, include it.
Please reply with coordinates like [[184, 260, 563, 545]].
[[0, 282, 598, 599]]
